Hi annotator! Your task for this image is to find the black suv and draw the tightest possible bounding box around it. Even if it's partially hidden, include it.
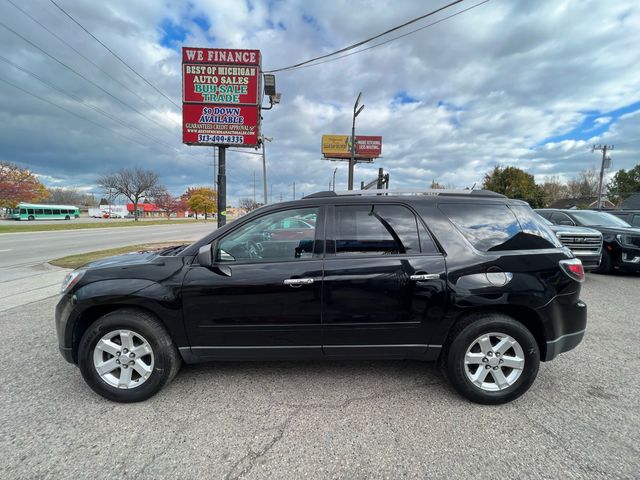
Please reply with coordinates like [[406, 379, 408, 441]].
[[56, 190, 587, 404], [536, 208, 640, 274]]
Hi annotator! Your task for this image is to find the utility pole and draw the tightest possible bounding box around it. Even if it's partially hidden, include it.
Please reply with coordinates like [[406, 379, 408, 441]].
[[332, 167, 338, 191], [217, 146, 227, 228], [293, 181, 296, 200], [349, 92, 365, 190], [261, 135, 272, 205], [270, 184, 273, 204], [279, 192, 283, 202], [253, 171, 256, 204], [593, 144, 614, 209]]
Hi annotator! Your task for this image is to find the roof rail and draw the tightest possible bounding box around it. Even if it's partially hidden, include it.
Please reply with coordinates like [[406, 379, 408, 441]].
[[303, 189, 505, 199]]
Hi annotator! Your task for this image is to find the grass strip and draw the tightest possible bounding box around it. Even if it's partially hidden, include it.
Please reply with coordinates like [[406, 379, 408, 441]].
[[49, 241, 190, 269], [0, 219, 211, 234]]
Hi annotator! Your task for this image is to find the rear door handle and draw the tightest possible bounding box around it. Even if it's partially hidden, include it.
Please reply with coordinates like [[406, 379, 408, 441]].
[[410, 273, 440, 281], [283, 278, 314, 287]]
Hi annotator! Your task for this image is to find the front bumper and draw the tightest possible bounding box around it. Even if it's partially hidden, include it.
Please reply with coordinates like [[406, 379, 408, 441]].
[[616, 246, 640, 271], [573, 251, 601, 271], [55, 293, 77, 364]]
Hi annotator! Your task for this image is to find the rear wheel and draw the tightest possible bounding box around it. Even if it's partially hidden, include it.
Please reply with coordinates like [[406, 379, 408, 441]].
[[443, 314, 539, 404], [27, 215, 34, 221], [64, 215, 70, 220], [78, 309, 181, 402]]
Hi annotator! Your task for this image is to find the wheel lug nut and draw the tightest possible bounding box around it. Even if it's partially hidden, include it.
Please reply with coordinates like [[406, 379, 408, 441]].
[[482, 358, 488, 363], [123, 364, 128, 369], [496, 352, 501, 357], [493, 366, 499, 370], [123, 348, 128, 354], [486, 365, 491, 369], [116, 352, 121, 356], [487, 352, 493, 357], [116, 359, 120, 364], [129, 360, 134, 366], [129, 352, 135, 358], [499, 359, 504, 364]]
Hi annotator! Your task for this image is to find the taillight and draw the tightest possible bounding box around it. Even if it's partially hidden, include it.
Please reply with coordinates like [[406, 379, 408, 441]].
[[559, 258, 585, 283]]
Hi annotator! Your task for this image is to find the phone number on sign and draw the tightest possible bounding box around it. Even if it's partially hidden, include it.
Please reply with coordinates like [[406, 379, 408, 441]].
[[197, 135, 245, 144]]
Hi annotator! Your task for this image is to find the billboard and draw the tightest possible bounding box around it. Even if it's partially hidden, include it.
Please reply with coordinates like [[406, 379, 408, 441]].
[[183, 104, 259, 146], [322, 135, 382, 159], [182, 47, 261, 147]]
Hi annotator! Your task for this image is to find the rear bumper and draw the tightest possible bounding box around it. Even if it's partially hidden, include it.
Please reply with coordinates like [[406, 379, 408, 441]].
[[538, 295, 587, 362]]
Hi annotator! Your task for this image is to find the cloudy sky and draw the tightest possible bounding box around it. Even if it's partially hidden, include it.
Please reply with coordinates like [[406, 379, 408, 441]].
[[0, 0, 639, 204]]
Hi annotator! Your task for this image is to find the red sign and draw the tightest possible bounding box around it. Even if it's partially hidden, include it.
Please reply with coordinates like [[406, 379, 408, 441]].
[[183, 64, 260, 104], [182, 48, 260, 65], [182, 47, 261, 147], [355, 136, 382, 157], [183, 104, 259, 146]]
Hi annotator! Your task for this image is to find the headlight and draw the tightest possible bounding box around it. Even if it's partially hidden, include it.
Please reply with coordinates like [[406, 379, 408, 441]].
[[60, 270, 85, 294], [616, 234, 639, 247]]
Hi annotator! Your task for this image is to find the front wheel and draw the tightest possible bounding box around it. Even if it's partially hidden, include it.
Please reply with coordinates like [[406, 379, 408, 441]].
[[593, 249, 613, 274], [78, 309, 182, 402], [64, 215, 70, 220], [443, 314, 539, 404], [27, 215, 34, 221]]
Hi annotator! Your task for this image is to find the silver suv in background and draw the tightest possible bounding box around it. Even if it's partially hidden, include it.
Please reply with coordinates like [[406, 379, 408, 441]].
[[537, 215, 603, 271]]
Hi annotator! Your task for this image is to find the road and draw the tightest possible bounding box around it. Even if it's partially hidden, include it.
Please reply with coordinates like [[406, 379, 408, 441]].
[[0, 223, 214, 312], [0, 273, 639, 479]]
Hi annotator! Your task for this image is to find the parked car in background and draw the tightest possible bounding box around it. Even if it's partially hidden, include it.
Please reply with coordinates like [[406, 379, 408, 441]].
[[537, 216, 603, 271], [536, 209, 640, 274], [57, 189, 588, 405], [609, 210, 640, 228]]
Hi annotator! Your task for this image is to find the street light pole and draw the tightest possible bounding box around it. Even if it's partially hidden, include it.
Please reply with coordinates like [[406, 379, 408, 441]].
[[332, 167, 338, 191], [348, 92, 365, 190]]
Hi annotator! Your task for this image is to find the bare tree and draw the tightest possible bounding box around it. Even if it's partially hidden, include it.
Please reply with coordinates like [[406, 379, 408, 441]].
[[567, 168, 599, 198], [47, 187, 95, 206], [97, 168, 161, 221], [541, 176, 569, 204], [152, 188, 180, 220], [238, 198, 260, 212]]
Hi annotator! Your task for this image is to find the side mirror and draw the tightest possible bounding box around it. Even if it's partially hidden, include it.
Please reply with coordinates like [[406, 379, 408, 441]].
[[196, 245, 213, 267]]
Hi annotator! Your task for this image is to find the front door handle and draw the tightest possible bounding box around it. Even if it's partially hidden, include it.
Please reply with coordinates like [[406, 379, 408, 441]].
[[410, 273, 440, 281], [283, 278, 314, 287]]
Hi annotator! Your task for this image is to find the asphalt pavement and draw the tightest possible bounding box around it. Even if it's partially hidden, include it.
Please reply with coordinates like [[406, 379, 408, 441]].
[[0, 222, 214, 312], [0, 273, 638, 479]]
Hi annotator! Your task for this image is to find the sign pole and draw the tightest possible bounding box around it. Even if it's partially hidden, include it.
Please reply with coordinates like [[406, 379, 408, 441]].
[[217, 146, 226, 228]]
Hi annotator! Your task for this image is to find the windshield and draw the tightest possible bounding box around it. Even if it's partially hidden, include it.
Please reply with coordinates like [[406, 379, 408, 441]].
[[570, 210, 631, 227]]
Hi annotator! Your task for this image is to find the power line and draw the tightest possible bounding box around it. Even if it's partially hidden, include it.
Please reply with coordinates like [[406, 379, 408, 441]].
[[277, 0, 490, 72], [48, 0, 181, 109], [4, 0, 169, 114], [0, 20, 176, 136], [265, 0, 466, 73], [0, 55, 183, 154], [0, 75, 169, 155]]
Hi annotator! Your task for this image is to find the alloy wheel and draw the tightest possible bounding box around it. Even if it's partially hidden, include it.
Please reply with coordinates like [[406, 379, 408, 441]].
[[463, 332, 525, 392], [92, 329, 154, 389]]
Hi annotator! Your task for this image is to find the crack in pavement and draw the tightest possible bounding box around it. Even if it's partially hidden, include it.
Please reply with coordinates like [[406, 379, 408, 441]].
[[224, 406, 302, 480]]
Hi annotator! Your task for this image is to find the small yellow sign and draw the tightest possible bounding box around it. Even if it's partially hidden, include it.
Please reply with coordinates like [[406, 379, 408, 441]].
[[322, 135, 351, 157]]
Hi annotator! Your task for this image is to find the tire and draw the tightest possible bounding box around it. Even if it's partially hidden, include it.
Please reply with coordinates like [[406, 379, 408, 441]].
[[65, 215, 70, 220], [78, 309, 182, 403], [27, 215, 34, 221], [593, 249, 613, 274], [442, 313, 540, 405]]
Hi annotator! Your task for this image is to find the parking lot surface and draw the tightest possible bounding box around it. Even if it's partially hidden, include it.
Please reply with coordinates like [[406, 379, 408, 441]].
[[1, 273, 639, 479]]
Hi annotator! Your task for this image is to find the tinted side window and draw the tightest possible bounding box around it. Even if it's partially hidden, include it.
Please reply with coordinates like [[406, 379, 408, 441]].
[[217, 207, 318, 263], [35, 209, 44, 215], [44, 209, 52, 215], [335, 204, 424, 256], [440, 203, 558, 252], [632, 215, 640, 227]]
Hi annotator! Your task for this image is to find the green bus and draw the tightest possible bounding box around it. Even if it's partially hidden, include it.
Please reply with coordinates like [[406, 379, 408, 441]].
[[4, 203, 81, 221]]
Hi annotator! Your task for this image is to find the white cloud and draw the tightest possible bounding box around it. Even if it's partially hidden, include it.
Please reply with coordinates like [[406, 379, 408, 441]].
[[0, 0, 638, 204]]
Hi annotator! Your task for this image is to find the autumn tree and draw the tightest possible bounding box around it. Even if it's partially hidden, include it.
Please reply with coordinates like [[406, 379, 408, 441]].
[[0, 161, 48, 208], [482, 165, 547, 208], [429, 179, 446, 189], [97, 168, 162, 221], [183, 187, 217, 219], [608, 163, 640, 201], [152, 188, 180, 219]]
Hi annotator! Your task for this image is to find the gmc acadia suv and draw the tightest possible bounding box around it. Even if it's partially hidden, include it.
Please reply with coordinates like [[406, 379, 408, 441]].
[[56, 190, 587, 404]]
